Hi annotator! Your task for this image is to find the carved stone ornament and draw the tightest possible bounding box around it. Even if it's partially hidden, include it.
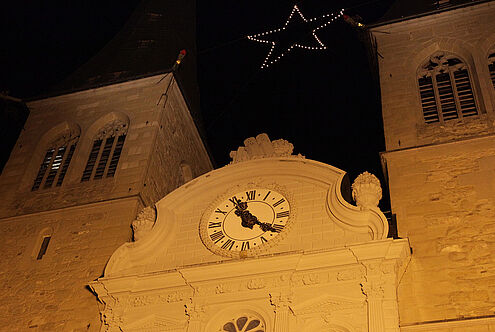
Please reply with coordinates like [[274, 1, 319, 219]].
[[360, 280, 385, 299], [185, 302, 206, 321], [417, 52, 466, 78], [270, 292, 293, 310], [351, 172, 382, 209], [94, 119, 129, 140], [49, 128, 80, 149], [132, 206, 157, 241], [229, 133, 303, 163]]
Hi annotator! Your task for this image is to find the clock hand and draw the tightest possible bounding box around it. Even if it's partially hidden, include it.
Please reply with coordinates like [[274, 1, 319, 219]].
[[233, 198, 278, 232]]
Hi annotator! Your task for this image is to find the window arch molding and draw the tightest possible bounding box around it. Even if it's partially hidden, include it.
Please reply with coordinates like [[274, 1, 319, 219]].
[[416, 51, 480, 123], [205, 306, 271, 332], [474, 31, 495, 111], [405, 39, 475, 78], [404, 40, 486, 122], [20, 121, 81, 191], [74, 112, 130, 182]]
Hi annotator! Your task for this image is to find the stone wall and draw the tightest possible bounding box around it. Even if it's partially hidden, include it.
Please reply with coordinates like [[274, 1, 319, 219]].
[[0, 74, 211, 218], [140, 78, 212, 206], [383, 136, 495, 328], [372, 2, 495, 152], [372, 2, 495, 330], [0, 74, 212, 331], [0, 198, 139, 331]]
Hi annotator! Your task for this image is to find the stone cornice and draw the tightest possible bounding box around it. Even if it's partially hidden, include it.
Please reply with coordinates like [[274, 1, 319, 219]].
[[91, 238, 410, 297]]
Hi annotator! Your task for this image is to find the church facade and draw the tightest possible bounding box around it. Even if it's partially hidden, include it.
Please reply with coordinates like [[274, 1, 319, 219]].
[[90, 134, 410, 332], [0, 0, 494, 331]]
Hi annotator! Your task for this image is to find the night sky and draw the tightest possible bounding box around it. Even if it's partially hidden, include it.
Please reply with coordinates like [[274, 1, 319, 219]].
[[0, 0, 395, 210]]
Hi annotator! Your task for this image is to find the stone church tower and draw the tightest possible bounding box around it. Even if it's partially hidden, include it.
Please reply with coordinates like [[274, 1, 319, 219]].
[[370, 0, 495, 330], [0, 1, 212, 331]]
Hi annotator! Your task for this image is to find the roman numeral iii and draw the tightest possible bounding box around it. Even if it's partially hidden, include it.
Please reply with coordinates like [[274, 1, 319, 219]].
[[276, 211, 289, 218]]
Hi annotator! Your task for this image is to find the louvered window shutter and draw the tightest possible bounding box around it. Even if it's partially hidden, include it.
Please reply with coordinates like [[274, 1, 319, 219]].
[[418, 76, 439, 123]]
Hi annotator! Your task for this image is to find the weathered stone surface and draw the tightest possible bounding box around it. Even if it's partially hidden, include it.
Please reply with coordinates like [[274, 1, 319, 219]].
[[0, 74, 212, 331], [372, 2, 495, 330]]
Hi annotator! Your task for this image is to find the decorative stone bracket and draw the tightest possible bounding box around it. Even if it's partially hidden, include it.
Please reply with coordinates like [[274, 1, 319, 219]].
[[131, 206, 157, 242]]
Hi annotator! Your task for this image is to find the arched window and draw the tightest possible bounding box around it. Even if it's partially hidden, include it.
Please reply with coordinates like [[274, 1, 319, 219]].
[[221, 315, 265, 332], [32, 130, 79, 191], [417, 52, 478, 124], [81, 119, 128, 181], [488, 46, 495, 89]]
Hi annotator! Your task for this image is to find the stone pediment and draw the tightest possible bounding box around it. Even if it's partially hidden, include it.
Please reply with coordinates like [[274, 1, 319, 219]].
[[102, 137, 389, 278]]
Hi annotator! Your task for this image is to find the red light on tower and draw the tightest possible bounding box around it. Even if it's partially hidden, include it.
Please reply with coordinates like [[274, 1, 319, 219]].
[[172, 49, 187, 71]]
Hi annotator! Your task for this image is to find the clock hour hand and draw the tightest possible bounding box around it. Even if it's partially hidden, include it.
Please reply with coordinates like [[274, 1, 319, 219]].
[[232, 198, 278, 232]]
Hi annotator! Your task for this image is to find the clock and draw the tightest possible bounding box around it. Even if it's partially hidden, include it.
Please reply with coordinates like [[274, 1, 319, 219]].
[[200, 186, 292, 258]]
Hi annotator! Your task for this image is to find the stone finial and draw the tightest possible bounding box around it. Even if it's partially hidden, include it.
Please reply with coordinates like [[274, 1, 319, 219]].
[[229, 133, 301, 163], [131, 206, 156, 241], [352, 172, 382, 209]]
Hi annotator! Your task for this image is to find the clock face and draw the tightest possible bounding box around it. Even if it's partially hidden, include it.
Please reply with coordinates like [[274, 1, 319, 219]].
[[201, 187, 291, 256]]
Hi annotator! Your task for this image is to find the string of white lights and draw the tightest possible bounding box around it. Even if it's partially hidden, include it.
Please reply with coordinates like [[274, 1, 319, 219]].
[[247, 5, 345, 69]]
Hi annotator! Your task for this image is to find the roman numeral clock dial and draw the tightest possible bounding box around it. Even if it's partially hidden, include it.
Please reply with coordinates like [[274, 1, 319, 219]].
[[200, 187, 292, 257]]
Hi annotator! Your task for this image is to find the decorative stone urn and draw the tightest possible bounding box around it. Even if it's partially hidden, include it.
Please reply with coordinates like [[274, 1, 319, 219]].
[[352, 172, 382, 209]]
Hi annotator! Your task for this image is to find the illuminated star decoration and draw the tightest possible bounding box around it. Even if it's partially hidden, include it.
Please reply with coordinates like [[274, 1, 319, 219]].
[[247, 5, 344, 69]]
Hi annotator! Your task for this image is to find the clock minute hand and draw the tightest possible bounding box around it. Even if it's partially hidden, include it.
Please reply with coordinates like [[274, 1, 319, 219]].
[[257, 221, 278, 233]]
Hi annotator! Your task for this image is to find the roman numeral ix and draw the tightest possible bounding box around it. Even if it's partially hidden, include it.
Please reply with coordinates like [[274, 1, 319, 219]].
[[210, 231, 225, 243]]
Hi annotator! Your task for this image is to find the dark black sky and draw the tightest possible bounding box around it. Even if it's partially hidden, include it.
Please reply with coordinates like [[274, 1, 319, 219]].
[[0, 0, 395, 210], [197, 0, 393, 210]]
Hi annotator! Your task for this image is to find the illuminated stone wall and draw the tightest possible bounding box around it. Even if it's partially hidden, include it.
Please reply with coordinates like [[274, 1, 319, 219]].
[[374, 2, 495, 152], [372, 2, 495, 330], [0, 74, 212, 331]]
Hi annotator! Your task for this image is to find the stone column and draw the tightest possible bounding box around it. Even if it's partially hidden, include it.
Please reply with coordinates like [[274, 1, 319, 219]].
[[270, 292, 292, 332], [361, 280, 386, 332]]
